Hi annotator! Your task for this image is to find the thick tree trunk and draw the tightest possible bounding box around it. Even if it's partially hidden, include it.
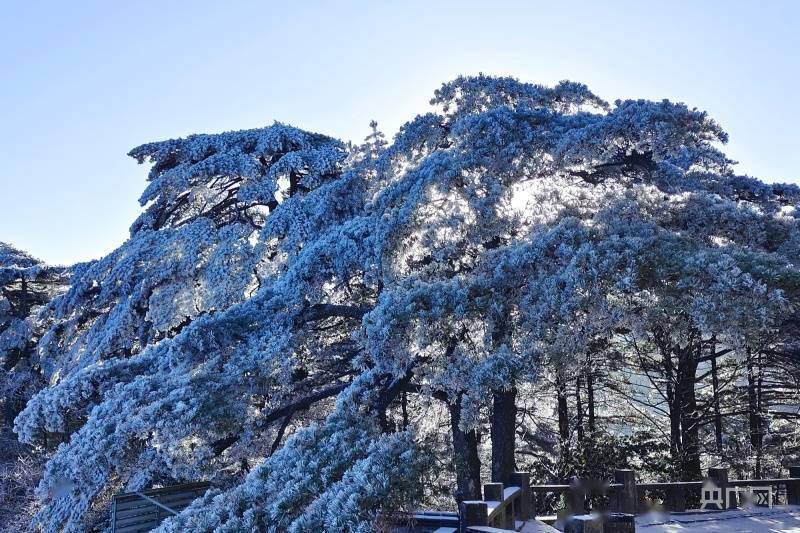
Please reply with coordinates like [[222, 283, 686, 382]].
[[575, 377, 585, 444], [746, 350, 764, 479], [449, 397, 482, 502], [557, 381, 570, 442], [401, 390, 409, 430], [487, 308, 516, 483], [710, 356, 723, 457], [586, 370, 596, 435], [757, 351, 764, 478], [677, 348, 701, 481], [557, 378, 571, 476], [491, 386, 517, 483], [663, 350, 682, 473]]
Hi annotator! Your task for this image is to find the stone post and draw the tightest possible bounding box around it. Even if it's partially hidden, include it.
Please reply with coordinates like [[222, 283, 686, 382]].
[[459, 501, 487, 532], [666, 484, 686, 512], [603, 513, 636, 533], [614, 469, 637, 515], [483, 483, 504, 527], [787, 466, 800, 505], [564, 515, 602, 533], [566, 477, 586, 516], [708, 467, 730, 509], [510, 471, 531, 520], [483, 482, 504, 501]]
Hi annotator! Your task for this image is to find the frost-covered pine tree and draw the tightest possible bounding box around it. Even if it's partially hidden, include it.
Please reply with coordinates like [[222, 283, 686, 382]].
[[12, 76, 800, 532], [1, 243, 68, 433], [31, 125, 347, 381], [15, 124, 354, 529], [0, 243, 68, 528]]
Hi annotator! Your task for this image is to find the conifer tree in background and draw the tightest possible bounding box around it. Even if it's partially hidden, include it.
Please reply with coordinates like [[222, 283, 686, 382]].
[[0, 243, 68, 528], [5, 76, 800, 531]]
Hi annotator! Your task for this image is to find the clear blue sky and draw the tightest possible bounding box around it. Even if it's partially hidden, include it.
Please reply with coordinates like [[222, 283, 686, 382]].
[[1, 0, 798, 265]]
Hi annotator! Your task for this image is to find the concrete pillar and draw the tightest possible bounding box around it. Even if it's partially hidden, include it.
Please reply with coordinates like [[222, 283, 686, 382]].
[[614, 469, 637, 514]]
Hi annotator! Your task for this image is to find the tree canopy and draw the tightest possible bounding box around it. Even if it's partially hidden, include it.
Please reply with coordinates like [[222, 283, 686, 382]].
[[4, 75, 800, 532]]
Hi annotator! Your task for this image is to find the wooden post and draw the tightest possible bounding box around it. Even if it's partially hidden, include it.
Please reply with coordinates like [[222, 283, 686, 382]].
[[708, 467, 730, 509], [510, 471, 531, 520], [787, 466, 800, 505], [614, 469, 637, 515], [460, 501, 487, 532]]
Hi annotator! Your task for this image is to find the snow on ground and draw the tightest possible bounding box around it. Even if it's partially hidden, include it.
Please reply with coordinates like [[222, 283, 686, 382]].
[[637, 506, 800, 532]]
